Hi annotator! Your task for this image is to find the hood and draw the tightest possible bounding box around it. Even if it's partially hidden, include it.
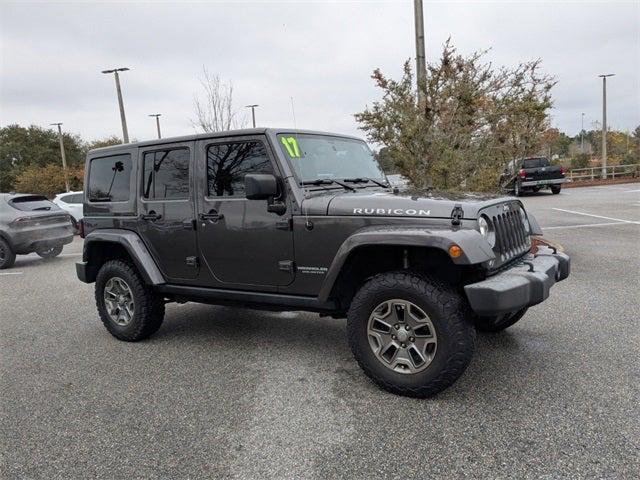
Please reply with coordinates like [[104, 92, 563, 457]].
[[300, 187, 514, 219]]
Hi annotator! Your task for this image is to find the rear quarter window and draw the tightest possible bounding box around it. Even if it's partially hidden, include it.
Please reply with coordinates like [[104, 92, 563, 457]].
[[88, 154, 132, 202]]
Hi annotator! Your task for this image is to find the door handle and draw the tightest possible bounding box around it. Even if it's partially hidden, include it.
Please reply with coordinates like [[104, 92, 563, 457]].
[[140, 212, 162, 221], [199, 210, 224, 221]]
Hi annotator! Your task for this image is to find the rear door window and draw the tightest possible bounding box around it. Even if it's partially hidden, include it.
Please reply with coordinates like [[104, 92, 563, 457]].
[[88, 154, 132, 202], [142, 148, 190, 200], [9, 196, 58, 211]]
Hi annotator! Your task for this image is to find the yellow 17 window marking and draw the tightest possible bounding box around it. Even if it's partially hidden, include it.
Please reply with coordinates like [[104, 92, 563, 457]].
[[280, 137, 301, 158]]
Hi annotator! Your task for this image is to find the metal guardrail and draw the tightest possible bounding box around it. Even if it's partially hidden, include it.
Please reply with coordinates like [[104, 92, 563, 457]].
[[568, 164, 640, 181]]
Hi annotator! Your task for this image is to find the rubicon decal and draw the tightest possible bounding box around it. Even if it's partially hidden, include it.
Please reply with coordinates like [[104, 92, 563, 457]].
[[353, 208, 431, 216]]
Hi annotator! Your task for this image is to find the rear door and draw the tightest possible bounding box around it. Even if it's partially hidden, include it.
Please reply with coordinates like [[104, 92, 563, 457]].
[[137, 142, 199, 281], [195, 135, 294, 288]]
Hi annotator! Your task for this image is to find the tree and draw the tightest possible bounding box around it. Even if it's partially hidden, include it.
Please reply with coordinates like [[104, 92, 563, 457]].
[[84, 135, 123, 153], [374, 147, 398, 174], [13, 164, 84, 198], [355, 39, 555, 191], [0, 124, 84, 192], [191, 67, 245, 133]]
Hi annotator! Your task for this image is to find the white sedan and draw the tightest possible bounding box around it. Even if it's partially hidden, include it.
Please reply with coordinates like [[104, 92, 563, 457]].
[[52, 191, 83, 230]]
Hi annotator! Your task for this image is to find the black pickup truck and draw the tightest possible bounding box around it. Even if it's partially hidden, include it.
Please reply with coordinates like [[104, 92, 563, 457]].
[[501, 157, 568, 196]]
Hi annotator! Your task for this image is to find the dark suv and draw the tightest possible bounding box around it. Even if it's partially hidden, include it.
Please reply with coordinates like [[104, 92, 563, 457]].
[[77, 128, 570, 397]]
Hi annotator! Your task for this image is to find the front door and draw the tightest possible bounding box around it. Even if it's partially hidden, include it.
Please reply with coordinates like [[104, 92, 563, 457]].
[[195, 136, 294, 288], [137, 142, 199, 281]]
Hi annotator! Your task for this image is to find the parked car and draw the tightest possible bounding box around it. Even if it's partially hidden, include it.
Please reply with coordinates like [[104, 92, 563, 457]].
[[53, 191, 84, 231], [0, 193, 74, 269], [500, 157, 568, 196], [76, 128, 569, 397]]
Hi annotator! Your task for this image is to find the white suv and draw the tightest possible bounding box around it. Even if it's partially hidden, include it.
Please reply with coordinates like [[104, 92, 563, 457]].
[[53, 191, 83, 230]]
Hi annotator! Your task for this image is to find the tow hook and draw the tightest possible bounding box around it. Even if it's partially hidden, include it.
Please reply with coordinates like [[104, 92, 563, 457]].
[[522, 261, 535, 272]]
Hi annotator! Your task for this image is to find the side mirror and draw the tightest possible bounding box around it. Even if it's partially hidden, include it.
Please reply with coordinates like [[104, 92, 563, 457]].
[[245, 173, 278, 200]]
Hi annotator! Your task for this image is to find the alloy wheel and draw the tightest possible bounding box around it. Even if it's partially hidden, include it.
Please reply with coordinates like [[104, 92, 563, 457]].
[[104, 276, 135, 326], [367, 299, 437, 374]]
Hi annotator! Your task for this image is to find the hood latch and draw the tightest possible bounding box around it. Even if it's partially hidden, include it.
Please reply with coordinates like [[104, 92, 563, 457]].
[[451, 204, 464, 226]]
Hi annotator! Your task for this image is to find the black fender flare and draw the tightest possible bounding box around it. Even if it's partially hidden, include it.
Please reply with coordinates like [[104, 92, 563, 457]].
[[317, 226, 495, 303], [80, 229, 165, 285]]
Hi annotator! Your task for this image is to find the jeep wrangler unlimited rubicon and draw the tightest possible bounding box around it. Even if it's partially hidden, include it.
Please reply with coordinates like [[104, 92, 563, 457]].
[[77, 129, 570, 397]]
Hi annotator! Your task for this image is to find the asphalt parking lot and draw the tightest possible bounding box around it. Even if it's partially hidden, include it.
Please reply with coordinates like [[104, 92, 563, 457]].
[[1, 183, 639, 479]]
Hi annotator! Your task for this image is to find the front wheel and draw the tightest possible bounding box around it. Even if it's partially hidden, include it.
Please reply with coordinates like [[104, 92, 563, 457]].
[[551, 185, 561, 194], [347, 271, 475, 397], [95, 259, 165, 341], [36, 245, 63, 258]]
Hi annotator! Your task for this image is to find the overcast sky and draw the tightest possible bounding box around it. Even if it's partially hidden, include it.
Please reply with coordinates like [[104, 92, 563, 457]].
[[1, 0, 638, 144]]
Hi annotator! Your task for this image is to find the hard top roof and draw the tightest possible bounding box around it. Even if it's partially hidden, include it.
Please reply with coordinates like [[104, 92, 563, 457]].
[[87, 128, 364, 155]]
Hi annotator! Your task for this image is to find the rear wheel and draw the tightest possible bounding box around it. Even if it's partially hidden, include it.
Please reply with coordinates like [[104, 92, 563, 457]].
[[551, 185, 561, 194], [347, 271, 475, 397], [475, 308, 528, 332], [95, 259, 165, 341], [0, 237, 16, 269], [36, 245, 63, 258]]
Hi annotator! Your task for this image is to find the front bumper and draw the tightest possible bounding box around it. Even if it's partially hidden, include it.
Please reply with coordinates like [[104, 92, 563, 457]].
[[464, 247, 570, 316]]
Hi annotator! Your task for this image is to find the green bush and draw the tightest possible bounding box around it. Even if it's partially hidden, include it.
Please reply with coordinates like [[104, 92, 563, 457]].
[[570, 153, 590, 169]]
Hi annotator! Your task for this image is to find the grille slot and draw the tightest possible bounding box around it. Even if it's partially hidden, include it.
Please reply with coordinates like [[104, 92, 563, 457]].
[[490, 206, 530, 263]]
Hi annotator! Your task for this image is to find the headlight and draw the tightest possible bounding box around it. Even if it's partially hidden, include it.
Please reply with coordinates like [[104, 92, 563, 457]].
[[519, 207, 530, 234], [478, 215, 496, 247]]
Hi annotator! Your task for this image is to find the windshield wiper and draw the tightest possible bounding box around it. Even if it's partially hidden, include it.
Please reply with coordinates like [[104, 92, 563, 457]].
[[343, 177, 390, 188], [301, 179, 356, 191]]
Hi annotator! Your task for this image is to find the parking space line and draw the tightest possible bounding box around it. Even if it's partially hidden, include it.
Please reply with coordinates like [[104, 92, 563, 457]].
[[623, 189, 640, 193], [0, 271, 23, 276], [552, 208, 640, 224], [544, 222, 631, 231]]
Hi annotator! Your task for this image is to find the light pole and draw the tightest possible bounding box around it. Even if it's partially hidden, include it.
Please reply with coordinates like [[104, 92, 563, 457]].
[[413, 0, 427, 104], [580, 113, 585, 154], [598, 73, 615, 179], [245, 104, 259, 128], [149, 114, 162, 139], [102, 67, 130, 143], [50, 123, 70, 192]]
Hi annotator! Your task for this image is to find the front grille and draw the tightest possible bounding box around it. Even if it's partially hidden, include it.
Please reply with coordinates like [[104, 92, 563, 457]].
[[491, 209, 530, 262]]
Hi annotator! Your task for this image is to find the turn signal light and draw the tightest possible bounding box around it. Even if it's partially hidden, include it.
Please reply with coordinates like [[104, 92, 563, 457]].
[[448, 245, 462, 258]]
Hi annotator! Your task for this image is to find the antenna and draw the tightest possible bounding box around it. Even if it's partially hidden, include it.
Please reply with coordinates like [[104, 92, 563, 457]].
[[290, 97, 311, 228]]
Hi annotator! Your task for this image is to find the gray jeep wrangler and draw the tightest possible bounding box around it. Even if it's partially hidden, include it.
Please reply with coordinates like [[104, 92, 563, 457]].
[[77, 128, 569, 397]]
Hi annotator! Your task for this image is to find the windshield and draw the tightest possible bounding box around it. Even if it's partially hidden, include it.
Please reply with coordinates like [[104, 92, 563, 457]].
[[277, 134, 385, 183]]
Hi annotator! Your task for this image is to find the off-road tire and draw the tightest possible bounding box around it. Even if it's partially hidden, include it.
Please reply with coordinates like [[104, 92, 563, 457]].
[[474, 308, 528, 332], [0, 237, 16, 269], [95, 259, 165, 341], [347, 271, 475, 397], [551, 185, 561, 194], [36, 245, 63, 258]]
